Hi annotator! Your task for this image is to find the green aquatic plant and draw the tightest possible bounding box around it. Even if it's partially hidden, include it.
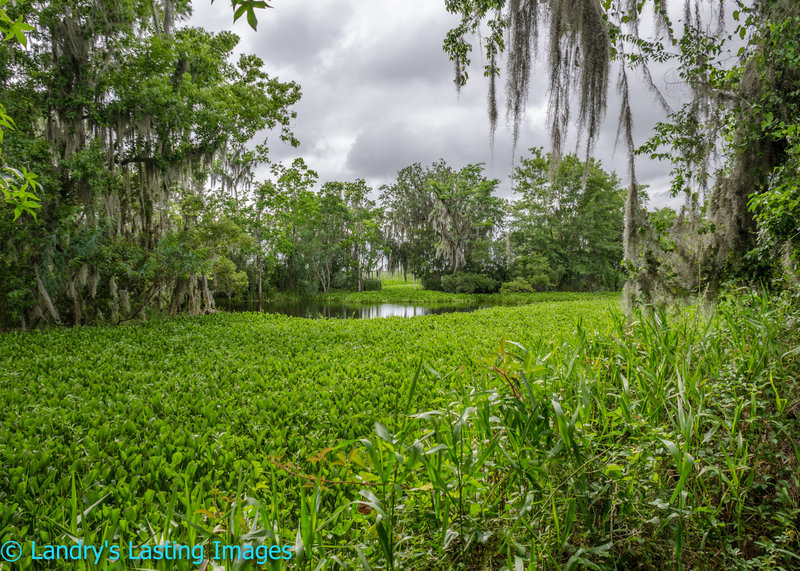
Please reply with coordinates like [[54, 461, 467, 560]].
[[1, 291, 797, 568]]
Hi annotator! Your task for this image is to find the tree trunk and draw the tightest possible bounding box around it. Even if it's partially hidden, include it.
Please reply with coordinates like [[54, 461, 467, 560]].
[[257, 258, 263, 312], [623, 181, 642, 312], [202, 275, 214, 313]]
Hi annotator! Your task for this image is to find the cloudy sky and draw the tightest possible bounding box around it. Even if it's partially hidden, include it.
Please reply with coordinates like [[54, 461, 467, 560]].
[[189, 0, 687, 207]]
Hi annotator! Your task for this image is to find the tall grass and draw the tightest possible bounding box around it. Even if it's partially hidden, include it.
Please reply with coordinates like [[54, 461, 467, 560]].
[[335, 290, 800, 569]]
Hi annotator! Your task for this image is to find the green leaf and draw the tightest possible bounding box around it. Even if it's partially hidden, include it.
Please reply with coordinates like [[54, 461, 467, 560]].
[[374, 421, 392, 444], [246, 7, 258, 30], [233, 4, 248, 21]]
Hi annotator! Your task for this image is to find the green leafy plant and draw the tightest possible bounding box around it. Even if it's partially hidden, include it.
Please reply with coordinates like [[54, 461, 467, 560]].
[[0, 3, 39, 220]]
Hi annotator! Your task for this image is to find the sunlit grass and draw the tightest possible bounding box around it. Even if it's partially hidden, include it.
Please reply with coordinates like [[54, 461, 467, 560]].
[[377, 271, 422, 288]]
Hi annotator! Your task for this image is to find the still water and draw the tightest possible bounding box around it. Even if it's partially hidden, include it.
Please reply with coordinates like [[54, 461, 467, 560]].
[[218, 299, 482, 319]]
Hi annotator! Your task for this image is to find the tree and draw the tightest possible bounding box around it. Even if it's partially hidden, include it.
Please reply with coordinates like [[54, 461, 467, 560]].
[[719, 5, 800, 281], [429, 163, 504, 273], [510, 148, 625, 290], [245, 176, 283, 305], [380, 161, 447, 280], [443, 0, 800, 299], [342, 179, 383, 292], [0, 0, 300, 327], [242, 163, 386, 295], [0, 0, 276, 224], [260, 159, 320, 293], [381, 160, 504, 279], [310, 182, 350, 293]]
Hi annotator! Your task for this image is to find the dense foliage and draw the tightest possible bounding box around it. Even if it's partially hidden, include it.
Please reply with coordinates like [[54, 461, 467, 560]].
[[509, 149, 625, 291], [1, 291, 798, 568], [379, 153, 626, 294], [241, 159, 386, 297], [0, 0, 302, 328], [351, 290, 800, 569], [380, 161, 506, 283], [633, 0, 800, 296], [0, 2, 40, 220], [0, 293, 614, 569]]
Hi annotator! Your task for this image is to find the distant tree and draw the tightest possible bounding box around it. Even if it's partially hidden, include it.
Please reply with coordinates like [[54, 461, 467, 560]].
[[342, 179, 384, 292], [306, 182, 349, 293], [429, 164, 504, 273], [381, 161, 504, 278], [380, 161, 448, 280], [510, 148, 625, 290], [244, 162, 385, 295]]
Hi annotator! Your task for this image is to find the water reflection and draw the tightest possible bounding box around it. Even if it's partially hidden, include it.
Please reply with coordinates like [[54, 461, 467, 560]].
[[217, 300, 481, 319]]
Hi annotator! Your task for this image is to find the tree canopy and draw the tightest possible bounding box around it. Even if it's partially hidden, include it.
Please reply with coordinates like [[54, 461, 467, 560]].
[[380, 161, 505, 282], [0, 0, 300, 327], [444, 0, 800, 299], [510, 148, 625, 291]]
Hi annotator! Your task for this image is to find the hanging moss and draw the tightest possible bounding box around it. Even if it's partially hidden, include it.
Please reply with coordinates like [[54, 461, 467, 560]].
[[0, 0, 300, 327], [447, 0, 799, 303]]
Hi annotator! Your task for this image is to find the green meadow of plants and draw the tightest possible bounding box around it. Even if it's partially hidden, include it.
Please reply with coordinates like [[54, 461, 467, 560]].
[[1, 291, 799, 569], [314, 287, 602, 306]]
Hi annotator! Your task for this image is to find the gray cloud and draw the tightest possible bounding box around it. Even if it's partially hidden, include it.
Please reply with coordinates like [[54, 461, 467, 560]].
[[189, 1, 682, 208], [344, 18, 455, 87], [250, 6, 352, 72]]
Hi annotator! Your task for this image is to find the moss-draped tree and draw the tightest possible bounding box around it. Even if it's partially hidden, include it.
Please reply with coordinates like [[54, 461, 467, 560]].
[[443, 0, 800, 300], [0, 0, 300, 327]]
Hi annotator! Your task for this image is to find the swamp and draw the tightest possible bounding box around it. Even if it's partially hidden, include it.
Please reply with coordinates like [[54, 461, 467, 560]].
[[0, 0, 799, 569]]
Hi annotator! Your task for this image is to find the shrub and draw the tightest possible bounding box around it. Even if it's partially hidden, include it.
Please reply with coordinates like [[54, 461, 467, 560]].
[[420, 273, 443, 291], [509, 252, 553, 291], [441, 272, 500, 294], [330, 274, 381, 292], [212, 256, 249, 298], [530, 273, 551, 291], [331, 272, 350, 290], [360, 277, 382, 291], [500, 277, 534, 293], [296, 279, 319, 296]]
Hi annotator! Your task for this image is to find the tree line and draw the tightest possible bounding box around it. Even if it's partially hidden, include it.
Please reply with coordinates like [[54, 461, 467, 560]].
[[1, 46, 628, 329], [4, 0, 798, 328], [0, 0, 630, 328], [205, 149, 628, 302]]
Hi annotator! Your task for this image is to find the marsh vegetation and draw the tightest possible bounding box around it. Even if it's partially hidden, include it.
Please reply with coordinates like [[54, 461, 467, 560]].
[[1, 0, 799, 569]]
